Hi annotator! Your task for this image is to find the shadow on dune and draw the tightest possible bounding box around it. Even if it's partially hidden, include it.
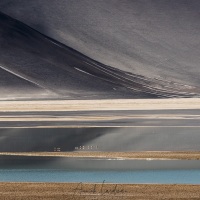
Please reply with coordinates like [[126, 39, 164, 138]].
[[0, 12, 155, 100], [0, 11, 199, 99]]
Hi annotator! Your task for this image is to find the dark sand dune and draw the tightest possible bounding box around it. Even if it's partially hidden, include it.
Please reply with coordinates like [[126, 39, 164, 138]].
[[0, 12, 158, 99], [0, 67, 46, 99], [1, 0, 200, 81], [0, 0, 200, 99], [0, 1, 200, 95]]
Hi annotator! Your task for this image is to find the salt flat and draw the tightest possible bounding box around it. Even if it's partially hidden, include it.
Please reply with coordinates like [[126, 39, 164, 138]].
[[1, 98, 200, 111], [1, 151, 200, 160], [0, 99, 200, 128]]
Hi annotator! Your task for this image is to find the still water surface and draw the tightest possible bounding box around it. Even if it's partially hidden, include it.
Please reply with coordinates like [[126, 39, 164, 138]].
[[1, 169, 200, 184], [1, 157, 200, 184], [1, 127, 200, 151]]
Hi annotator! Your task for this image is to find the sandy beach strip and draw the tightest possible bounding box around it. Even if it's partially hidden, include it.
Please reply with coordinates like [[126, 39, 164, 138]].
[[0, 182, 200, 199], [1, 151, 200, 160], [1, 98, 200, 111]]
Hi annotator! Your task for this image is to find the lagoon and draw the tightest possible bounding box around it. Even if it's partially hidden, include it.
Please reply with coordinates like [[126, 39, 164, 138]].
[[1, 157, 200, 184], [1, 127, 200, 152]]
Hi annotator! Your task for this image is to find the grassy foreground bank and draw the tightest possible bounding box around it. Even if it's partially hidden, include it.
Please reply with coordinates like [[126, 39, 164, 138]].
[[0, 182, 200, 199]]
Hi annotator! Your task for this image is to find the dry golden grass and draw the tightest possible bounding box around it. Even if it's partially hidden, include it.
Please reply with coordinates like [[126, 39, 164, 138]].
[[0, 182, 200, 200]]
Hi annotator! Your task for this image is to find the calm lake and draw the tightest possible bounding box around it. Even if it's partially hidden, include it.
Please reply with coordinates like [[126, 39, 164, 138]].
[[0, 127, 200, 151], [0, 157, 200, 184]]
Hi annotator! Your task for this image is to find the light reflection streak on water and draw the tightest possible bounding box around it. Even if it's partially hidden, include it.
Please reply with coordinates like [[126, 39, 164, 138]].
[[0, 127, 200, 151]]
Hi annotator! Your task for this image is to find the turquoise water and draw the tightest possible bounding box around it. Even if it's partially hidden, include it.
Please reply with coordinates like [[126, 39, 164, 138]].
[[1, 169, 200, 184], [1, 158, 200, 184]]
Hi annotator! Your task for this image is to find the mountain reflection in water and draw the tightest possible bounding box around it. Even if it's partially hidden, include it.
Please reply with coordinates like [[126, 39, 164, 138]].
[[0, 127, 200, 152]]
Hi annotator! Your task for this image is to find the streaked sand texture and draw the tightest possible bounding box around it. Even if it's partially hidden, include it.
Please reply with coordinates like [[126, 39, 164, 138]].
[[1, 99, 200, 127], [1, 0, 200, 93], [1, 151, 200, 160], [1, 98, 200, 111], [0, 182, 200, 200]]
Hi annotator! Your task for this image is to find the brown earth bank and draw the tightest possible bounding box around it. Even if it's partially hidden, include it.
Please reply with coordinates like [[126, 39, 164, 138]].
[[0, 182, 200, 200], [1, 151, 200, 160]]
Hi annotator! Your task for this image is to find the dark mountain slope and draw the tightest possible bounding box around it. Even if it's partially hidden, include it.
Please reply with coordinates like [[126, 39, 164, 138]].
[[0, 12, 199, 99], [0, 12, 147, 99], [0, 0, 200, 88], [0, 67, 48, 99]]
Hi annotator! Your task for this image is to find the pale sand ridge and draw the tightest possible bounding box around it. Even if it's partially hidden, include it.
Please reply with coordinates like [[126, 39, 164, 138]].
[[1, 151, 200, 160], [1, 98, 200, 111]]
